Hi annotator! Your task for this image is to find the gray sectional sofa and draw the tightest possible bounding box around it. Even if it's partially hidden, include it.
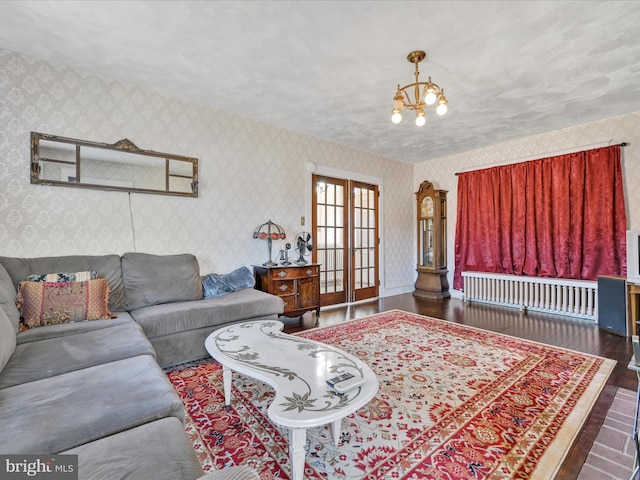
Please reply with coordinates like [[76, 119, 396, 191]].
[[0, 252, 284, 480]]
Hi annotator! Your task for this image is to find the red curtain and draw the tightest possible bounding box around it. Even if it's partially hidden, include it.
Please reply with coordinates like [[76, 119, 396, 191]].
[[453, 145, 626, 290]]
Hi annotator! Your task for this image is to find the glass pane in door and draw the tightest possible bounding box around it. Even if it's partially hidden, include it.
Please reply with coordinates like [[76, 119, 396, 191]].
[[313, 175, 348, 306], [351, 181, 379, 301]]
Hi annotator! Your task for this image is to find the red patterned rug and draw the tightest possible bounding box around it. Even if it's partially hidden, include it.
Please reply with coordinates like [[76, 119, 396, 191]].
[[167, 310, 615, 479]]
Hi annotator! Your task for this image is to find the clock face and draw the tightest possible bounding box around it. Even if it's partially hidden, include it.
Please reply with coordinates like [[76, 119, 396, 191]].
[[421, 197, 434, 218]]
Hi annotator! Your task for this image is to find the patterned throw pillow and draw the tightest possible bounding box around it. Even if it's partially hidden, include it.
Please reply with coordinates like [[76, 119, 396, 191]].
[[26, 271, 98, 282], [17, 279, 113, 332]]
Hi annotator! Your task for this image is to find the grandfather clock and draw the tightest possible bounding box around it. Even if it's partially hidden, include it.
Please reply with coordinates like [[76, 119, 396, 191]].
[[414, 180, 450, 299]]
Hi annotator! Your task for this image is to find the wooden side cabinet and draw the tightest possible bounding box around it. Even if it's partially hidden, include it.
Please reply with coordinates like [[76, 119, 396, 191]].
[[253, 264, 320, 318]]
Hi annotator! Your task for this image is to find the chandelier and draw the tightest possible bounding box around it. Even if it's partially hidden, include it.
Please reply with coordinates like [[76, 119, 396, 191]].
[[391, 50, 448, 127]]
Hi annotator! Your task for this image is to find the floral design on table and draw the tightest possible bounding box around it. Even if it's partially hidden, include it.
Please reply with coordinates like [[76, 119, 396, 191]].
[[213, 321, 366, 413]]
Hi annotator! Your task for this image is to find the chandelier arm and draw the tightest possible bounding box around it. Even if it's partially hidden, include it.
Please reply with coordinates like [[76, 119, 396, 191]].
[[398, 81, 444, 111], [401, 90, 415, 110], [398, 81, 443, 92]]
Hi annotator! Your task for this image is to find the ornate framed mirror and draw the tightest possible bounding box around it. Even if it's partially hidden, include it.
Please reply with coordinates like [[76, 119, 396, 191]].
[[30, 132, 198, 197]]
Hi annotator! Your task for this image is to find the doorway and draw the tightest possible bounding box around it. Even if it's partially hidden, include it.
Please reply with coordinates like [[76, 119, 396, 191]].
[[312, 174, 379, 306]]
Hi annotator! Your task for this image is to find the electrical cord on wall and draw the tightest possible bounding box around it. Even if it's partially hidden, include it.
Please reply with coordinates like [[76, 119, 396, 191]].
[[128, 192, 137, 252]]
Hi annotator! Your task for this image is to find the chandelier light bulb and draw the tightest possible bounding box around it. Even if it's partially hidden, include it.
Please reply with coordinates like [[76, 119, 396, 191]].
[[391, 112, 402, 124], [436, 94, 448, 116], [415, 113, 426, 127], [424, 90, 437, 106]]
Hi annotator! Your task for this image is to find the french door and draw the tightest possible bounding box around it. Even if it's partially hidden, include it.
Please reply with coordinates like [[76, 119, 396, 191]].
[[312, 174, 379, 306]]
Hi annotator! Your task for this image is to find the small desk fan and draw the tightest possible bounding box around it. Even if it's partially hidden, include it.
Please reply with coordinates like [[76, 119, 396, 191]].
[[294, 231, 313, 265]]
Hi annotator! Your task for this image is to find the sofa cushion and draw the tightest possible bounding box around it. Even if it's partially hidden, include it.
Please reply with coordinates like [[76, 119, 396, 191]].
[[17, 279, 113, 331], [122, 252, 203, 310], [0, 255, 126, 312], [130, 288, 284, 339], [0, 307, 16, 372], [0, 263, 20, 334], [62, 417, 204, 480], [0, 320, 155, 389], [0, 355, 184, 454], [16, 312, 133, 345]]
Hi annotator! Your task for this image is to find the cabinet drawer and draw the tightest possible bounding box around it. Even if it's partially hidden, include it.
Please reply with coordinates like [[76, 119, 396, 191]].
[[280, 294, 296, 312], [270, 266, 318, 279], [303, 266, 319, 277], [272, 280, 295, 295]]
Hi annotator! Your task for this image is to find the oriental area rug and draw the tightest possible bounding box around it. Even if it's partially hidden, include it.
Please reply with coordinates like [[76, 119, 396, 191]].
[[166, 310, 615, 479]]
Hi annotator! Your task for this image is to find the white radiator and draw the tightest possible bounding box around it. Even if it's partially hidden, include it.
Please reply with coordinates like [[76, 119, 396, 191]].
[[462, 271, 597, 320]]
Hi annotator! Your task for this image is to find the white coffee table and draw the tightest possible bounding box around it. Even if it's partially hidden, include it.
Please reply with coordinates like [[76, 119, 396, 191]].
[[205, 320, 378, 480]]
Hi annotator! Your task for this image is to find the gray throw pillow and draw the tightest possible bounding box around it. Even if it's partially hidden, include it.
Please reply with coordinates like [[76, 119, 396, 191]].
[[122, 253, 203, 310]]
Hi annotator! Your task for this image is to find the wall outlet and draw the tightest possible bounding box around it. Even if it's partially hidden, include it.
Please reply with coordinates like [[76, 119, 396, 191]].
[[300, 216, 305, 226]]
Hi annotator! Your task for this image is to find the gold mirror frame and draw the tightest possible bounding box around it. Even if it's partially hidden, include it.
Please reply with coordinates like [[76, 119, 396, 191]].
[[30, 132, 198, 197]]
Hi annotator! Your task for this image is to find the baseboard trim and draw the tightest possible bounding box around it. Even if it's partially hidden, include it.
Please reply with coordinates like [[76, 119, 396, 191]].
[[380, 284, 415, 298]]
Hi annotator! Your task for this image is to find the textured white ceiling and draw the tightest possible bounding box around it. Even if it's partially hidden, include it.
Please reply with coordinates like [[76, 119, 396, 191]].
[[1, 1, 640, 163]]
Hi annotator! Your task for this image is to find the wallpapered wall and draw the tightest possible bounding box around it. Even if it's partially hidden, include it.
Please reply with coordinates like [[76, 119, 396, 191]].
[[0, 49, 415, 295], [416, 110, 640, 297], [4, 47, 637, 300]]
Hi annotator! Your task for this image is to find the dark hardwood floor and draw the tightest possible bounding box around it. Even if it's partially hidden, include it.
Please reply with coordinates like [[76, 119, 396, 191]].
[[281, 293, 636, 480]]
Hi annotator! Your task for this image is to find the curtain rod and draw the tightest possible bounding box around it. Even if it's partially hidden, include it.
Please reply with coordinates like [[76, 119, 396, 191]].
[[454, 141, 628, 176]]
